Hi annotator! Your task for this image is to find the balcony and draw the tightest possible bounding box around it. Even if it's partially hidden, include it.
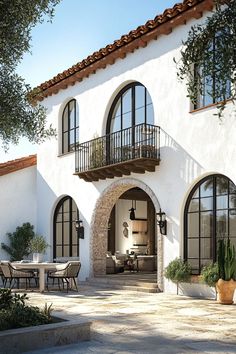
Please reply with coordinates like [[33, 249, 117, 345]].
[[75, 123, 160, 182]]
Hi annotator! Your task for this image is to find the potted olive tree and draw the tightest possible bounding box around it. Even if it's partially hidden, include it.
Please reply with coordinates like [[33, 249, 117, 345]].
[[164, 258, 192, 295], [29, 235, 50, 263]]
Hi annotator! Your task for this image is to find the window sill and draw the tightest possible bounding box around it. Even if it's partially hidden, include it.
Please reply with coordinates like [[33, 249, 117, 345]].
[[57, 150, 75, 158], [189, 98, 232, 114]]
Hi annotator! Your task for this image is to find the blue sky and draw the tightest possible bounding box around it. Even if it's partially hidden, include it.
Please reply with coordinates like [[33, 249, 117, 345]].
[[1, 0, 177, 162]]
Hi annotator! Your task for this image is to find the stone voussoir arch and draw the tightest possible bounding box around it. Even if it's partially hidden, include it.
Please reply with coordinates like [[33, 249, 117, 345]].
[[90, 178, 164, 290]]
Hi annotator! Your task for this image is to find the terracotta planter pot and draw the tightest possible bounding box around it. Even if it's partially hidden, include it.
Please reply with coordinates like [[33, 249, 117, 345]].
[[216, 279, 236, 305]]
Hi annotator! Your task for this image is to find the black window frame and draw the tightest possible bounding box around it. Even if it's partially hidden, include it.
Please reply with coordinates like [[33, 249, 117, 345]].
[[195, 31, 231, 109], [106, 82, 154, 134], [53, 196, 79, 259], [184, 174, 236, 274], [62, 99, 79, 154]]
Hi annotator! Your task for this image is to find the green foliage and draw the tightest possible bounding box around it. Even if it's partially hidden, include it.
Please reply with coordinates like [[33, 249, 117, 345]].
[[217, 238, 236, 281], [0, 0, 60, 150], [164, 258, 192, 283], [90, 134, 105, 169], [0, 288, 28, 310], [175, 0, 236, 118], [0, 288, 52, 331], [43, 303, 53, 320], [201, 263, 219, 287], [1, 222, 35, 261], [29, 235, 50, 254]]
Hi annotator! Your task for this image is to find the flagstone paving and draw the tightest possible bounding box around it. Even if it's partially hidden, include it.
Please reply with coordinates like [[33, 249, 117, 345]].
[[23, 285, 236, 353]]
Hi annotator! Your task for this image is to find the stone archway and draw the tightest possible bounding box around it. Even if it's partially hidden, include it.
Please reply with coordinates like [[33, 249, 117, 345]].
[[90, 178, 164, 290]]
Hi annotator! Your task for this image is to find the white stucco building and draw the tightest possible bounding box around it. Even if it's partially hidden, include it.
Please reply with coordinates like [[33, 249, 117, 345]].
[[1, 0, 235, 295]]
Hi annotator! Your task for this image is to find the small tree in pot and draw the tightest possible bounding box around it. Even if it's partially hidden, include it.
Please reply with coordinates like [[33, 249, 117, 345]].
[[29, 235, 49, 263]]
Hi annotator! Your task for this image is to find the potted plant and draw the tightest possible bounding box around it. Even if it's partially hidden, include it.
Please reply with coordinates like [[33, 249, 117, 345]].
[[216, 238, 236, 304], [164, 258, 192, 295], [201, 238, 236, 304], [29, 235, 49, 263], [201, 263, 219, 300]]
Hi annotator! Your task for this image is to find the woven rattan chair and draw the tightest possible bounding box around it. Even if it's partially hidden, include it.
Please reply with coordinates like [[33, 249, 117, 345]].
[[47, 261, 81, 292], [0, 262, 37, 289]]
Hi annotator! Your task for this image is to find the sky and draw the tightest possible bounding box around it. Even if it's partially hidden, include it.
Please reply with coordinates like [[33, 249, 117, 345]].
[[1, 0, 178, 162]]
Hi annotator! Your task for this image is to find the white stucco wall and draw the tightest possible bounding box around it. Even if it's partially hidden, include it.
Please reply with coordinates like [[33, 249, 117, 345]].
[[0, 166, 37, 260], [35, 9, 236, 288]]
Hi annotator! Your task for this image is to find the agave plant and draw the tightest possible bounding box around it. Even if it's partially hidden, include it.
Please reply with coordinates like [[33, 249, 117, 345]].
[[217, 238, 236, 281]]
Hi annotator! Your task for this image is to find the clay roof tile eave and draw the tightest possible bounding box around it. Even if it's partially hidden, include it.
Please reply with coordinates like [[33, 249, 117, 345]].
[[33, 0, 212, 101]]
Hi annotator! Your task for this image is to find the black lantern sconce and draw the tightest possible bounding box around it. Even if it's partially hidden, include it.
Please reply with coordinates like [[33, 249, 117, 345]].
[[74, 219, 84, 239], [129, 200, 136, 220], [156, 209, 167, 235]]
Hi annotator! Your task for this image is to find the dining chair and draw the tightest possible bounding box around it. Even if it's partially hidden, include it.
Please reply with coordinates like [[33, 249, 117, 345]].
[[47, 261, 81, 292], [0, 264, 5, 286], [0, 262, 37, 289]]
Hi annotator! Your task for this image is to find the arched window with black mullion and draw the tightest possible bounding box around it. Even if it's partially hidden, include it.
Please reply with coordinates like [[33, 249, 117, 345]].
[[106, 82, 154, 163], [53, 196, 79, 259], [184, 174, 236, 274], [62, 99, 79, 154]]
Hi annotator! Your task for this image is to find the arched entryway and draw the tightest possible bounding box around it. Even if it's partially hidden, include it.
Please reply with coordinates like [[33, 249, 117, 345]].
[[90, 178, 164, 290]]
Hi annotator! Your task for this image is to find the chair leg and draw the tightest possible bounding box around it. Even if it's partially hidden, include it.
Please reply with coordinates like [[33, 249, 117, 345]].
[[35, 277, 38, 287], [73, 277, 78, 291], [10, 278, 15, 289], [64, 278, 69, 293], [46, 276, 50, 291]]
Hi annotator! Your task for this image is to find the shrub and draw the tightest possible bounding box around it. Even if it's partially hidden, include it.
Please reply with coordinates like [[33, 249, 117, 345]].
[[201, 263, 219, 288], [1, 222, 35, 261], [0, 288, 53, 331], [164, 258, 192, 294], [0, 288, 27, 310]]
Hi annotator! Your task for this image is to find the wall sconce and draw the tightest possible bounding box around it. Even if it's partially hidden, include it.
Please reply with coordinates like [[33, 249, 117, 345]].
[[74, 219, 84, 239], [156, 209, 167, 235], [129, 200, 136, 220]]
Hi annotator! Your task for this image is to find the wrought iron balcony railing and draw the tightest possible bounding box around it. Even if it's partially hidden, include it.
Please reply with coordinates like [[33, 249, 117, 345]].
[[75, 123, 160, 181]]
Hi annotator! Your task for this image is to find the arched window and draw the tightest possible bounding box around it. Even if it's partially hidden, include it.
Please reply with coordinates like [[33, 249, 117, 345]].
[[53, 196, 79, 258], [106, 82, 154, 134], [62, 99, 79, 154], [184, 174, 236, 274]]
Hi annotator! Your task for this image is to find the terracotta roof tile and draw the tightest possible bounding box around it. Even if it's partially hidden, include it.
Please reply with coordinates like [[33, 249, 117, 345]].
[[0, 155, 37, 177], [33, 0, 214, 102]]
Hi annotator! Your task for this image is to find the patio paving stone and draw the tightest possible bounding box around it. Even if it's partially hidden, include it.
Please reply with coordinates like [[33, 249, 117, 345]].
[[20, 284, 236, 353]]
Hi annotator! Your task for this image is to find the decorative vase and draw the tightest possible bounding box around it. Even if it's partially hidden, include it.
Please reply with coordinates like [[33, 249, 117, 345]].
[[216, 279, 236, 305], [33, 252, 43, 263]]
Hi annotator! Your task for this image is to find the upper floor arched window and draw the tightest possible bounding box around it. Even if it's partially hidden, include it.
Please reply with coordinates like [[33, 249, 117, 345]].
[[62, 99, 79, 154], [184, 174, 236, 274], [106, 82, 154, 134]]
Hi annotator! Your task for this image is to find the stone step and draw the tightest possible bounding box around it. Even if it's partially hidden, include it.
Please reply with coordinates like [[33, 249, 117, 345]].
[[82, 276, 160, 293], [89, 276, 158, 288], [82, 280, 159, 293]]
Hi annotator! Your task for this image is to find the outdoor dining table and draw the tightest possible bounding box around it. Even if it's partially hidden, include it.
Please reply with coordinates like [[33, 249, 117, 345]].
[[12, 262, 60, 292]]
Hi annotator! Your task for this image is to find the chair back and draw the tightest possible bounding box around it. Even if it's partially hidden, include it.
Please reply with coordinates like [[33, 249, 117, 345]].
[[65, 261, 81, 278], [0, 262, 12, 278]]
